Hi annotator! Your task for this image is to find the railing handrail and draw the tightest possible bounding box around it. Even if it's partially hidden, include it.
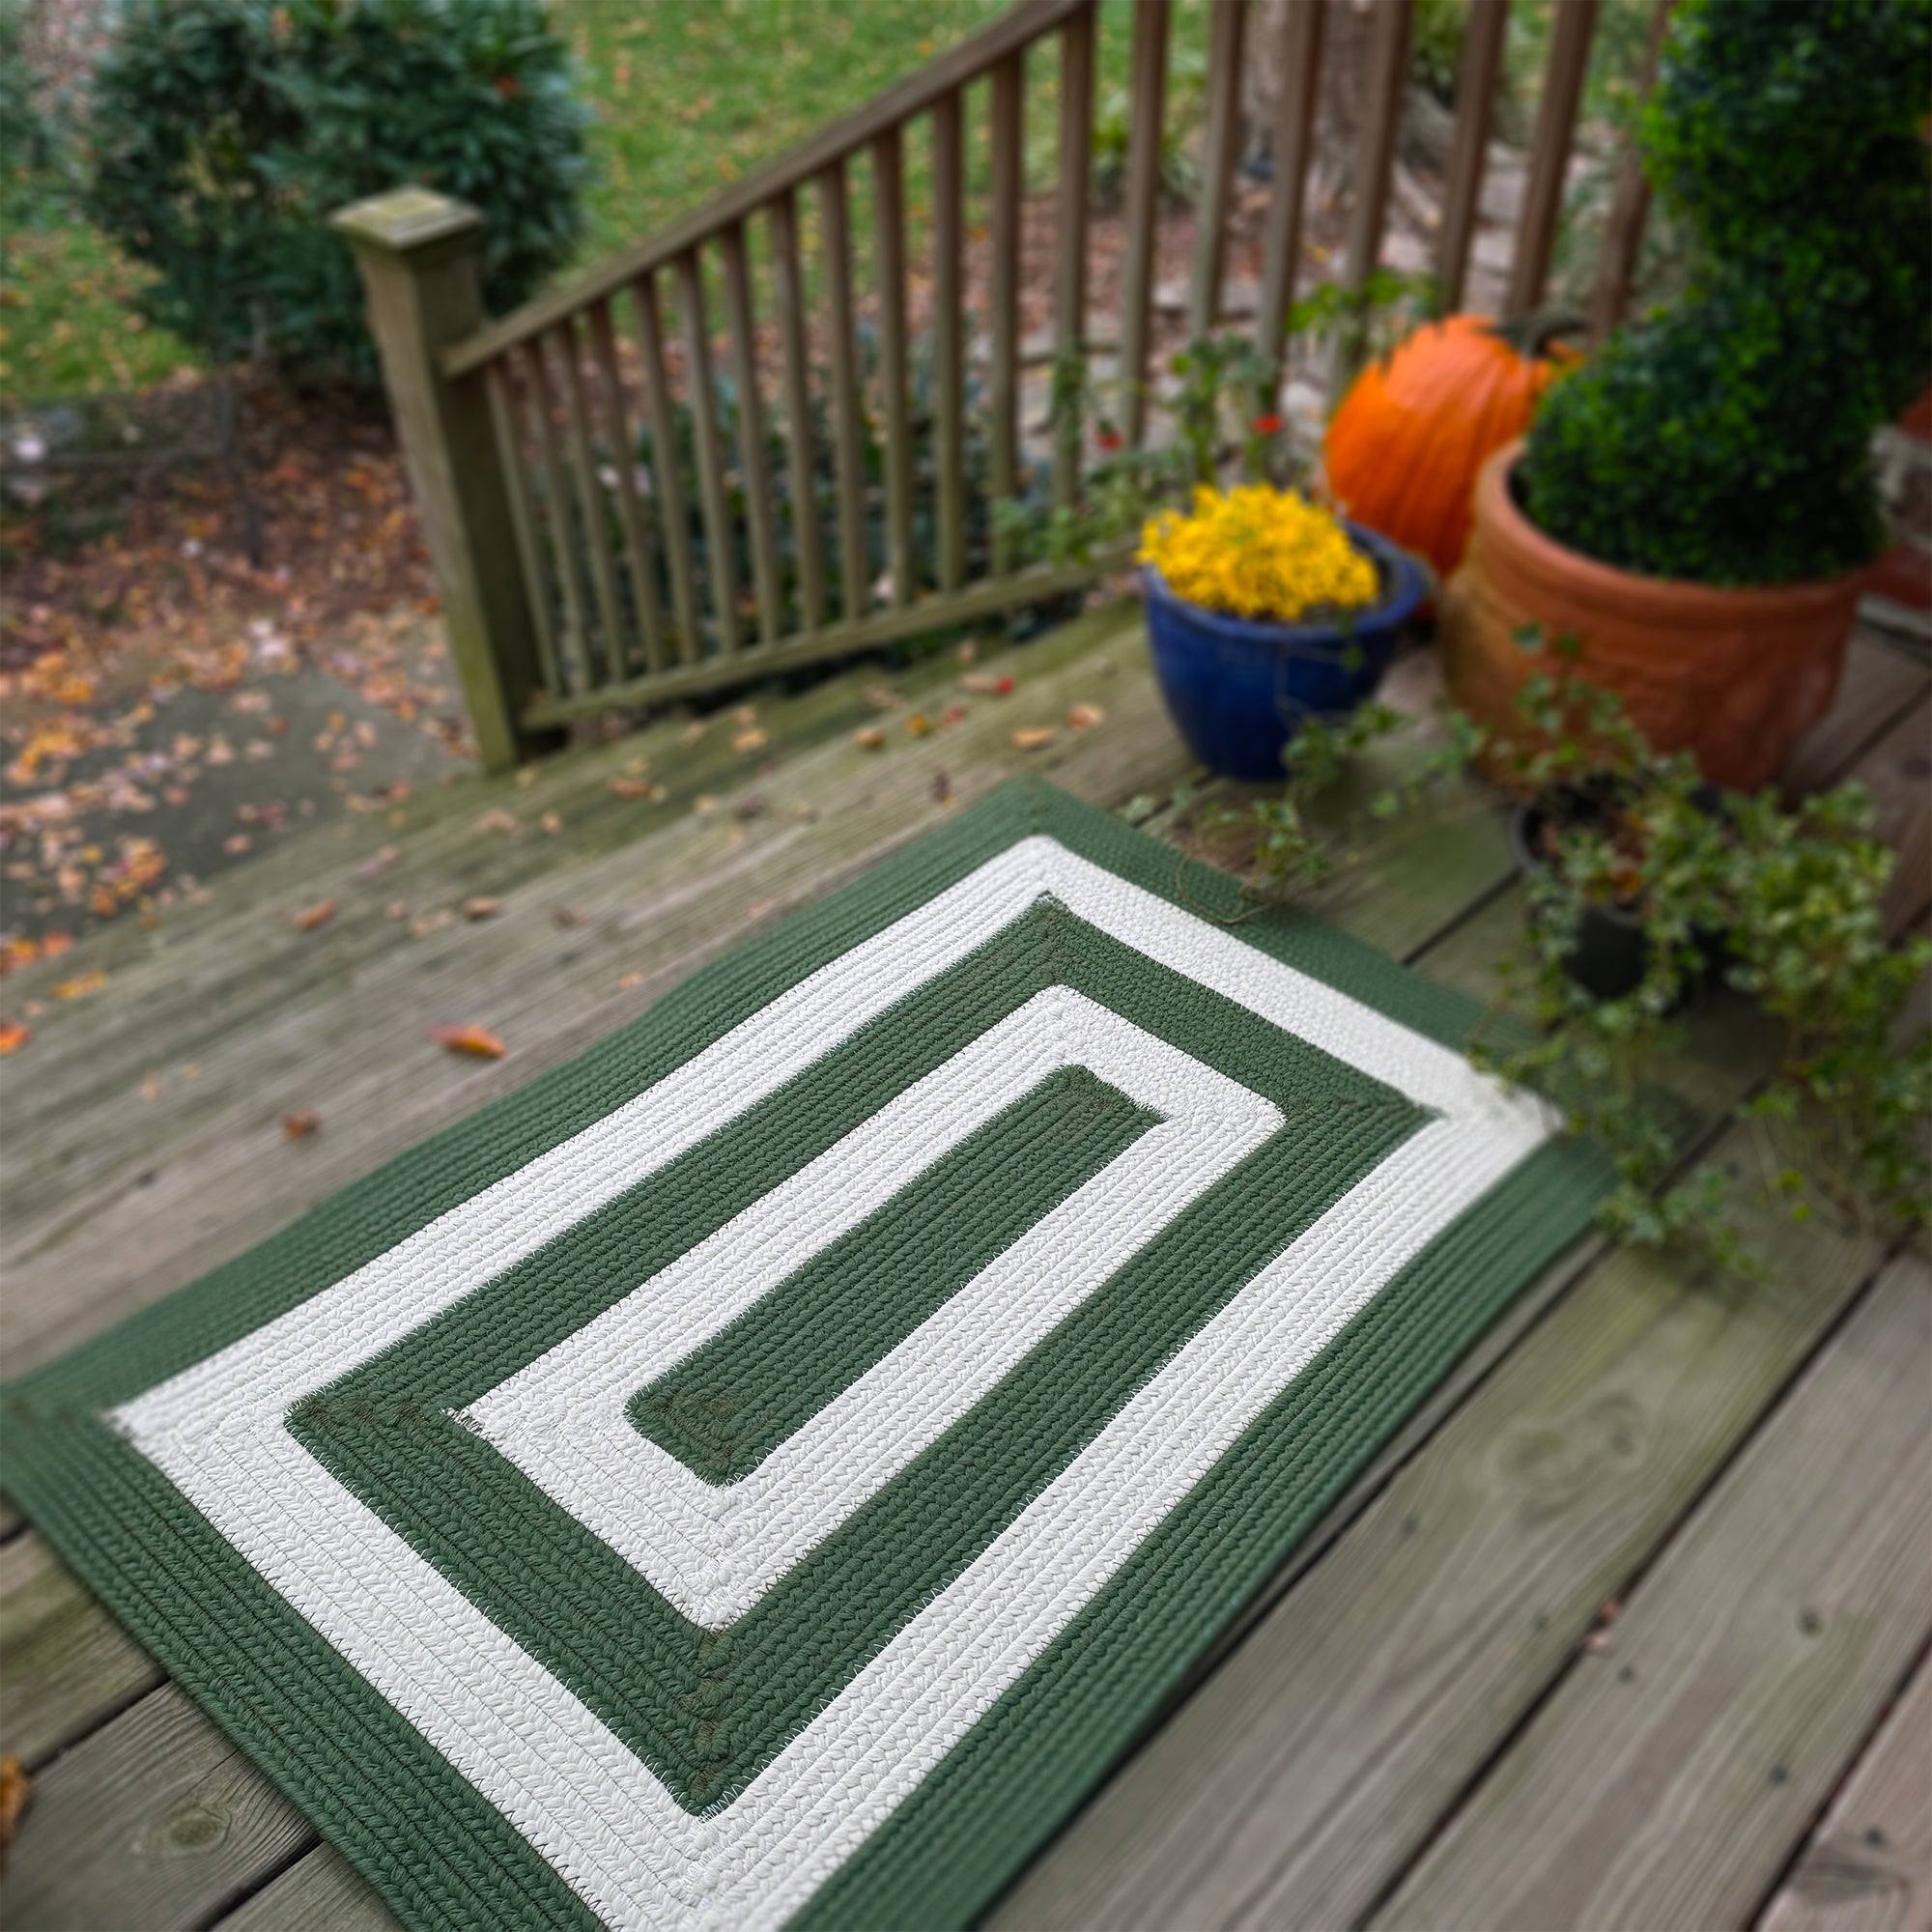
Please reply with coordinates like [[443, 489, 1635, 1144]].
[[441, 0, 1088, 380]]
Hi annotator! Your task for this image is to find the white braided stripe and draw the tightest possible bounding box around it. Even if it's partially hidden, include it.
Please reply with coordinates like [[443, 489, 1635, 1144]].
[[112, 834, 1552, 1930]]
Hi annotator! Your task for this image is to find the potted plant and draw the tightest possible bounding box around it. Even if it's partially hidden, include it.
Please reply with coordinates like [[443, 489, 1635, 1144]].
[[1139, 482, 1425, 781], [1441, 0, 1932, 792]]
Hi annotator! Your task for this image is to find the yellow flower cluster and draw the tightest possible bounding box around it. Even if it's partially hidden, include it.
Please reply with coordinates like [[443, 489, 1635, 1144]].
[[1139, 484, 1380, 624]]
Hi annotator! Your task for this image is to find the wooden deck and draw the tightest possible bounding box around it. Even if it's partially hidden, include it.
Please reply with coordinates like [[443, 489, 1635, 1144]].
[[2, 598, 1927, 1931]]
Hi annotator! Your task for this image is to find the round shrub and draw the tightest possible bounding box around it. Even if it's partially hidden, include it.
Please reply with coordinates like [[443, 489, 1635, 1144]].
[[83, 0, 590, 385], [1520, 0, 1931, 586]]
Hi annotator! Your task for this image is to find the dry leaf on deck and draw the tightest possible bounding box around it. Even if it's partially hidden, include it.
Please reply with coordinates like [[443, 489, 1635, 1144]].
[[0, 1021, 29, 1057], [0, 1756, 32, 1878], [53, 970, 108, 999], [461, 897, 502, 921], [292, 900, 337, 932], [854, 726, 886, 751], [1065, 702, 1105, 729], [930, 771, 952, 804], [610, 777, 655, 799], [281, 1110, 320, 1141], [732, 728, 767, 753], [474, 809, 520, 836], [960, 672, 1014, 696], [1009, 726, 1058, 752], [905, 713, 933, 737], [553, 907, 586, 929], [433, 1025, 506, 1059]]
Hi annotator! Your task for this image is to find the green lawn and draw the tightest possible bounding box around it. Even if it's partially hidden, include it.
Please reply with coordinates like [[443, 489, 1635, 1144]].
[[2, 0, 1650, 404]]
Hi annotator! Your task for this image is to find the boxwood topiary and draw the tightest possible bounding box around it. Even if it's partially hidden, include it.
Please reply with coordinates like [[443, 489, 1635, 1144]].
[[1520, 0, 1932, 587], [83, 0, 590, 386]]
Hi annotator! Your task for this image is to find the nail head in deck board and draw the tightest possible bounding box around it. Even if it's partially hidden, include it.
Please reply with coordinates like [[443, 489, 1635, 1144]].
[[1757, 1658, 1932, 1932], [218, 1842, 399, 1932], [0, 1531, 162, 1766], [1375, 1251, 1932, 1932], [0, 1685, 312, 1931]]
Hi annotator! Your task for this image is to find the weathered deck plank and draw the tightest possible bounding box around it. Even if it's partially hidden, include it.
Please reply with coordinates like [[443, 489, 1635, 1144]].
[[0, 1684, 311, 1932], [1376, 1249, 1932, 1932], [221, 1843, 394, 1932], [0, 610, 1923, 1932], [0, 1532, 161, 1767], [1756, 1656, 1932, 1932], [984, 696, 1932, 1932]]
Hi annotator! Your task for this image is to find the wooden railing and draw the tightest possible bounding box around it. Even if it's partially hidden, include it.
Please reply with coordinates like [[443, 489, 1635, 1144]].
[[335, 0, 1662, 772]]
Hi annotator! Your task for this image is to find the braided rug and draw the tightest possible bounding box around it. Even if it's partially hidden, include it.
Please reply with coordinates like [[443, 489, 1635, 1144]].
[[1, 777, 1605, 1930]]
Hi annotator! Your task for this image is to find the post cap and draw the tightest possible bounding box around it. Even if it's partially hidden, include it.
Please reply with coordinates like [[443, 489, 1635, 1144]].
[[330, 187, 484, 260]]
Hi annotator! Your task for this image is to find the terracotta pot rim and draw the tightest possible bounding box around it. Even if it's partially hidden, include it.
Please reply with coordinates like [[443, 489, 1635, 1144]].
[[1478, 440, 1870, 616]]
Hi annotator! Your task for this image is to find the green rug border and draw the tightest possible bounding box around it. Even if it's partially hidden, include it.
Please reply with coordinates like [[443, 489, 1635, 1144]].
[[0, 776, 1608, 1932]]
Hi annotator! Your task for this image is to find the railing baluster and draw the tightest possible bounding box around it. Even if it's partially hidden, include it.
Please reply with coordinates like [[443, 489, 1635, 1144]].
[[674, 247, 740, 657], [1328, 0, 1413, 400], [516, 340, 589, 691], [819, 157, 870, 623], [585, 297, 666, 676], [1587, 0, 1673, 341], [988, 50, 1024, 574], [1508, 0, 1599, 315], [630, 272, 701, 665], [1256, 0, 1325, 386], [1189, 0, 1245, 342], [1053, 1, 1095, 510], [768, 188, 827, 633], [931, 89, 967, 593], [1119, 0, 1169, 448], [719, 219, 784, 646], [485, 357, 563, 699], [553, 320, 625, 684], [1435, 0, 1510, 313], [873, 125, 916, 607]]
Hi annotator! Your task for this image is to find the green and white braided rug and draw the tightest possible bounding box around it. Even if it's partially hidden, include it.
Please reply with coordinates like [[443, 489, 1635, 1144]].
[[1, 777, 1604, 1930]]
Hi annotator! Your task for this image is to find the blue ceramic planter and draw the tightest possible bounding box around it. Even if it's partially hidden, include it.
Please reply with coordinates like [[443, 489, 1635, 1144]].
[[1143, 523, 1425, 782]]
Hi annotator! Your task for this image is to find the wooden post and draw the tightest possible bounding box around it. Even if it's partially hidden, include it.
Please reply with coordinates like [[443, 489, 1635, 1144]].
[[331, 188, 554, 773]]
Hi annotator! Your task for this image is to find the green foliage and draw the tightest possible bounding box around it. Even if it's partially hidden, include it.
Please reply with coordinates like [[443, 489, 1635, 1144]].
[[1520, 0, 1932, 585], [82, 0, 590, 384], [1223, 646, 1930, 1273]]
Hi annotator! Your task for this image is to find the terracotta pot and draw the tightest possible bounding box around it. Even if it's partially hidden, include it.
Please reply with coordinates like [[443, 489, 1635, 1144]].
[[1442, 441, 1866, 792]]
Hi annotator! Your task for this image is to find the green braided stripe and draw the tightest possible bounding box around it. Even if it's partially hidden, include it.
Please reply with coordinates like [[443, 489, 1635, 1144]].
[[0, 778, 1609, 1932]]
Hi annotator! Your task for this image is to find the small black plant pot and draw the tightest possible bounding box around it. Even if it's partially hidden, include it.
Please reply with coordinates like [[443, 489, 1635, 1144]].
[[1509, 784, 1729, 1004]]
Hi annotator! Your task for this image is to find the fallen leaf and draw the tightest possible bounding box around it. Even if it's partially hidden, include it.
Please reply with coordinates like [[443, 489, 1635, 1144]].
[[281, 1110, 320, 1141], [515, 765, 539, 787], [930, 771, 952, 804], [433, 1024, 506, 1059], [461, 896, 502, 921], [475, 809, 520, 836], [0, 1021, 29, 1056], [610, 777, 656, 799], [141, 1067, 160, 1099], [732, 727, 767, 753], [866, 686, 903, 713], [292, 899, 337, 932], [553, 907, 585, 928], [385, 898, 411, 921], [1065, 702, 1106, 729], [224, 833, 252, 855], [733, 794, 765, 820], [940, 703, 967, 728], [0, 1755, 32, 1877], [682, 719, 708, 744], [905, 713, 933, 737], [694, 794, 720, 815], [355, 845, 399, 880], [731, 704, 758, 725], [747, 898, 779, 921], [540, 811, 562, 836], [54, 970, 108, 1000], [1010, 726, 1058, 751], [956, 638, 979, 663], [854, 726, 886, 751], [618, 971, 645, 989], [791, 802, 819, 822], [961, 672, 1015, 696], [409, 910, 455, 939]]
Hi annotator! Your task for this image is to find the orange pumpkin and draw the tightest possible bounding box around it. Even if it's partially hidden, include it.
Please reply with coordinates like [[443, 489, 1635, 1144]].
[[1322, 311, 1582, 581]]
